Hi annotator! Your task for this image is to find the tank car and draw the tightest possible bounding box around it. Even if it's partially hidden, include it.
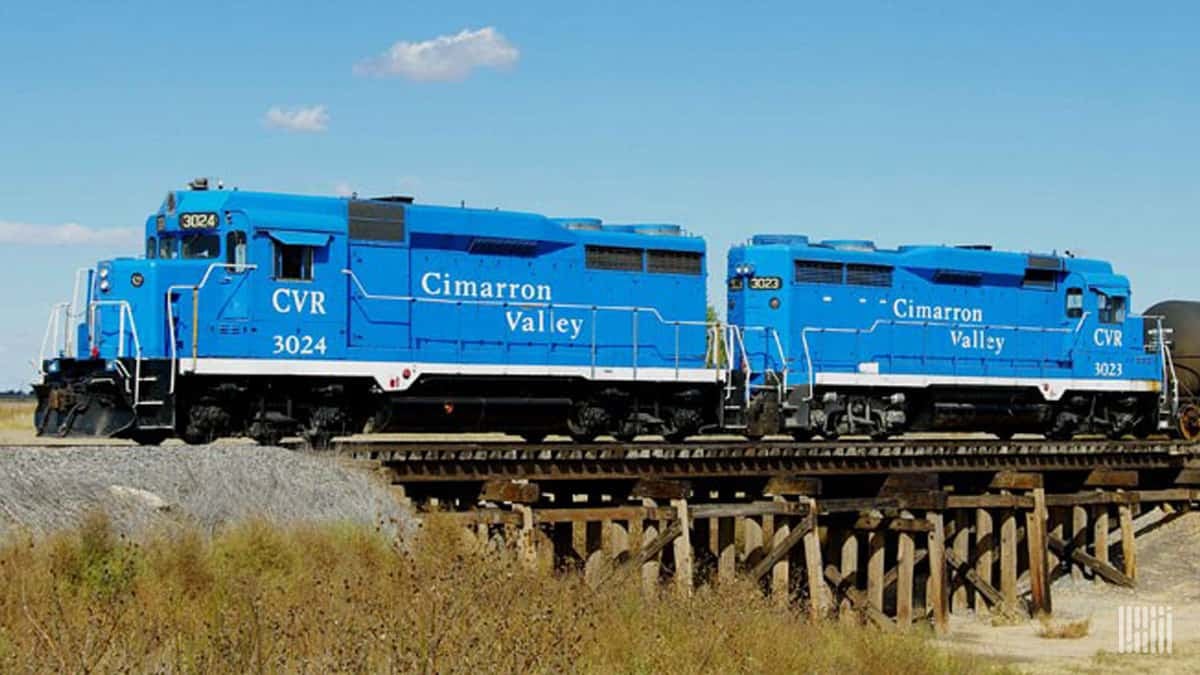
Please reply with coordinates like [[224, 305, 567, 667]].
[[1143, 300, 1200, 440], [725, 235, 1168, 440], [34, 180, 722, 445]]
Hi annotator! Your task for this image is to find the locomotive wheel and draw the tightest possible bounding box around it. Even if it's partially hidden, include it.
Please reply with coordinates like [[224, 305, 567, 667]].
[[790, 430, 814, 442], [1178, 404, 1200, 441], [303, 430, 333, 450], [567, 404, 608, 444], [661, 408, 702, 444], [183, 404, 231, 445], [248, 422, 283, 447], [992, 430, 1015, 441], [129, 429, 170, 446]]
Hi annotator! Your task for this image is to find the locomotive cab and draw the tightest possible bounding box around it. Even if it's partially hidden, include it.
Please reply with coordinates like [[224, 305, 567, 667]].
[[35, 181, 258, 442]]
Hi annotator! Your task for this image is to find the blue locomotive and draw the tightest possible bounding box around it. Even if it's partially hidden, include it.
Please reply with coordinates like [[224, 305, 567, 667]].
[[727, 235, 1168, 440], [35, 179, 720, 445], [35, 179, 1175, 444]]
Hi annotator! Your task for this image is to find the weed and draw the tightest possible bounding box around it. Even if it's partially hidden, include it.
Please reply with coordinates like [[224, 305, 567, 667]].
[[1037, 615, 1092, 639], [0, 513, 1002, 673]]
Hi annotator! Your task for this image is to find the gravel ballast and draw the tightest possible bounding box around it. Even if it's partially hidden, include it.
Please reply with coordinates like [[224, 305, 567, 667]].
[[0, 444, 416, 541]]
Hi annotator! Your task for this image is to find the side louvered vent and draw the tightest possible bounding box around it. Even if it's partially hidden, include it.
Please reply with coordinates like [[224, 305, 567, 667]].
[[794, 260, 843, 284], [846, 264, 892, 287]]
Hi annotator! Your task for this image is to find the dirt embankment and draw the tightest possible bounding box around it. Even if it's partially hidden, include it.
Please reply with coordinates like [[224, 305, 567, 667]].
[[0, 444, 415, 541], [943, 509, 1200, 673]]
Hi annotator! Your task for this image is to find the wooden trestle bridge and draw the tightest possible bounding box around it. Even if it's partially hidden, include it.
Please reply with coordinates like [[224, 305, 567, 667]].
[[329, 437, 1200, 633]]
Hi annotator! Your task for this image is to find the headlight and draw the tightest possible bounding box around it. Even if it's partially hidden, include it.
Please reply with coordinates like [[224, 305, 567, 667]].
[[99, 279, 111, 292], [98, 268, 110, 280]]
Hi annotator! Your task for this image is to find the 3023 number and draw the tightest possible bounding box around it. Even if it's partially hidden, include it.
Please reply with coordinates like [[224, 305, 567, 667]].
[[1094, 361, 1123, 377], [749, 276, 782, 290], [272, 334, 328, 356]]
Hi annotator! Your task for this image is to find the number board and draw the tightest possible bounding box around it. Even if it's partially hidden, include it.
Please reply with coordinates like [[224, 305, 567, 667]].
[[748, 276, 782, 290], [179, 212, 219, 229], [728, 277, 744, 291]]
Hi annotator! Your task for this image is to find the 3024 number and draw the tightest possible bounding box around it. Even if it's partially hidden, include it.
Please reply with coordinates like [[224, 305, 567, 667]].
[[1094, 362, 1123, 377], [272, 334, 327, 356]]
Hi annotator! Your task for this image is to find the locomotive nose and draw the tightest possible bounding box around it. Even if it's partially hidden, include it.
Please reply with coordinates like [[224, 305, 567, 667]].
[[90, 258, 161, 361]]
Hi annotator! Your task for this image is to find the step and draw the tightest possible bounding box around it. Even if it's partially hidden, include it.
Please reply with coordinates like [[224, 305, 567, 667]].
[[136, 400, 165, 406]]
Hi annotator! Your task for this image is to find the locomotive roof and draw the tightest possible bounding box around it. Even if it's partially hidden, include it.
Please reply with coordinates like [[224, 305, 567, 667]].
[[151, 188, 703, 251], [737, 233, 1128, 288]]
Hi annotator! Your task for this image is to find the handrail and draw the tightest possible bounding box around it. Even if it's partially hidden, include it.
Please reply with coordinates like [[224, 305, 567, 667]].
[[90, 300, 143, 403], [64, 267, 90, 357], [36, 302, 71, 375], [1149, 316, 1178, 424], [770, 328, 789, 395], [342, 268, 717, 382], [167, 262, 258, 393], [343, 269, 712, 329], [799, 313, 1094, 401]]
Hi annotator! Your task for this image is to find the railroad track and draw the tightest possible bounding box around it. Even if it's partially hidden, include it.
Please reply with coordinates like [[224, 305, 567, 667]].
[[308, 437, 1200, 482]]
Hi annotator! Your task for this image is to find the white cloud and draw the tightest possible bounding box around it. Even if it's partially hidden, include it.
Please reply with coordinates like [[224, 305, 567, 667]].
[[264, 105, 329, 132], [354, 27, 519, 81], [0, 220, 140, 246]]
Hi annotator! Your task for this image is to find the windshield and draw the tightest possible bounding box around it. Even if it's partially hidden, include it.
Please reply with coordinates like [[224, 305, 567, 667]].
[[181, 233, 220, 259], [159, 237, 178, 259]]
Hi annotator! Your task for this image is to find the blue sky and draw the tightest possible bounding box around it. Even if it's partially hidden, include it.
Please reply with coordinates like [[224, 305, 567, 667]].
[[2, 1, 1199, 388]]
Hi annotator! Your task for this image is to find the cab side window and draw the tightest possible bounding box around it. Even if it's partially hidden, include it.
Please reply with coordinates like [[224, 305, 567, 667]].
[[274, 243, 313, 281], [1066, 288, 1083, 319], [226, 231, 248, 268], [1098, 294, 1127, 324], [146, 237, 157, 259]]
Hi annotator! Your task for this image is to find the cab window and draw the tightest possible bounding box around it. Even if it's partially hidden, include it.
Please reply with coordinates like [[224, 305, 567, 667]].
[[226, 231, 247, 268], [146, 237, 157, 259], [1098, 294, 1127, 324], [182, 232, 220, 259], [1066, 288, 1083, 319], [159, 237, 179, 259], [274, 244, 313, 281]]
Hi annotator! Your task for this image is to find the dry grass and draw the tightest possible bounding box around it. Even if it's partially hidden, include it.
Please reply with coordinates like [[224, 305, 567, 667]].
[[0, 399, 34, 432], [1036, 615, 1092, 639], [0, 512, 1002, 674]]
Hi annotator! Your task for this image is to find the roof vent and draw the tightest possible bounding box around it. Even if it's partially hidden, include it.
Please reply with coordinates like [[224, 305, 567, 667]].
[[751, 234, 809, 246], [632, 224, 682, 236], [956, 244, 993, 251], [370, 195, 415, 204], [554, 218, 603, 231], [821, 239, 876, 252], [188, 177, 209, 191]]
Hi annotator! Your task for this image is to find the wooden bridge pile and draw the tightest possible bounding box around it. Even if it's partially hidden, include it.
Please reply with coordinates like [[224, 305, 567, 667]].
[[344, 439, 1200, 632]]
